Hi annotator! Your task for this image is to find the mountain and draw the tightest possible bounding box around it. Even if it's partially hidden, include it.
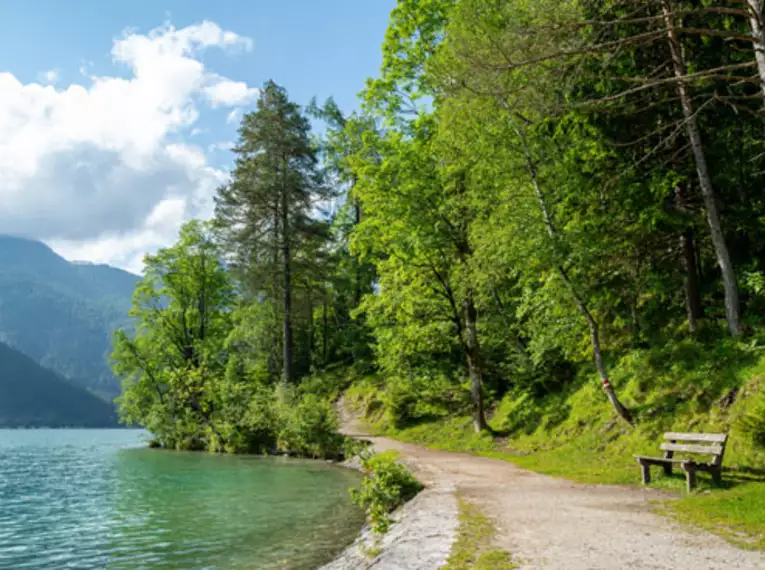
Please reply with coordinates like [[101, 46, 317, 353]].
[[0, 236, 139, 399], [0, 341, 117, 427]]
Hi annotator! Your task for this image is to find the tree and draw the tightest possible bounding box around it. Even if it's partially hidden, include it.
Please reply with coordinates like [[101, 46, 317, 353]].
[[309, 99, 379, 367], [660, 0, 741, 336], [215, 81, 327, 384], [112, 221, 234, 449], [438, 0, 754, 337], [349, 112, 490, 431]]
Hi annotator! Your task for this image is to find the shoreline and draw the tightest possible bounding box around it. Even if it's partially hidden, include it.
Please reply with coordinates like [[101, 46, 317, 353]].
[[321, 439, 458, 570]]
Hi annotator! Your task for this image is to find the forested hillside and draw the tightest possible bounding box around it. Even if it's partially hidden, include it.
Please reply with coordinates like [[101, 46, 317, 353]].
[[115, 0, 765, 486], [0, 236, 137, 399], [0, 341, 117, 427]]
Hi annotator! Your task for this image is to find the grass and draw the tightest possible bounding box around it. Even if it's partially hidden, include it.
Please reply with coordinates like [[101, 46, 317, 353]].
[[443, 497, 518, 570], [346, 340, 765, 550], [664, 474, 765, 550], [387, 418, 765, 549]]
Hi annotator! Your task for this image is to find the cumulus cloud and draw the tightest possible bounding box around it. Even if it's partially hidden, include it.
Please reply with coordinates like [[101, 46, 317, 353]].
[[204, 78, 259, 107], [0, 21, 255, 272]]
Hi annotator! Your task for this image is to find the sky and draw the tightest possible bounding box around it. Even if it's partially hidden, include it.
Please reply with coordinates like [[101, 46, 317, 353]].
[[0, 0, 395, 274]]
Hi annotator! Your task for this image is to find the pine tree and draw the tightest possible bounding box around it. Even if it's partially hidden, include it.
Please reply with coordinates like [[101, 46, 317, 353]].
[[215, 81, 325, 384]]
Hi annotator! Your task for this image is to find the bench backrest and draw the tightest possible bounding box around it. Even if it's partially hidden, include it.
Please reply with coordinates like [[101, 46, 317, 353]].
[[662, 432, 728, 466]]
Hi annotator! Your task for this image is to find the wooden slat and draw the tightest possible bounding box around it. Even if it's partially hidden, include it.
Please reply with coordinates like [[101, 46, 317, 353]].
[[634, 455, 689, 464], [663, 432, 727, 443], [660, 442, 723, 455]]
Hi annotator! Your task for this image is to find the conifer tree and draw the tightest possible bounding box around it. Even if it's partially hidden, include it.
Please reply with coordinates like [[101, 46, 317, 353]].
[[215, 81, 325, 384]]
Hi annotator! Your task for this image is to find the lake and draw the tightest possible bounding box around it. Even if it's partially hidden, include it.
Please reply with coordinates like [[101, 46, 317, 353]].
[[0, 429, 365, 569]]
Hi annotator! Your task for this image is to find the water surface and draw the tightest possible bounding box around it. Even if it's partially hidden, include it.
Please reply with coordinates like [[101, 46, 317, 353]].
[[0, 429, 365, 569]]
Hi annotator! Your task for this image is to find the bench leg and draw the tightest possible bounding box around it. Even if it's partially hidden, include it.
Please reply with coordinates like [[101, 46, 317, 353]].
[[640, 461, 651, 484], [683, 465, 696, 492], [711, 467, 722, 486]]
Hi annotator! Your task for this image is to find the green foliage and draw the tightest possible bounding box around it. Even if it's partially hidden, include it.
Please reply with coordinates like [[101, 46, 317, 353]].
[[108, 86, 375, 460], [297, 365, 354, 401], [350, 451, 423, 533], [277, 390, 347, 459], [113, 221, 235, 449], [738, 382, 765, 450]]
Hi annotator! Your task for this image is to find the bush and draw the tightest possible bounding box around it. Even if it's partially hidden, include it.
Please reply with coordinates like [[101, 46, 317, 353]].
[[278, 392, 347, 459], [202, 383, 350, 459], [298, 366, 353, 401], [382, 372, 467, 429], [350, 451, 423, 533]]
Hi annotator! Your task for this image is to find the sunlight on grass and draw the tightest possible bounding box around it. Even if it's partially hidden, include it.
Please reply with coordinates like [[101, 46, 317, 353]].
[[663, 478, 765, 550], [349, 345, 765, 551], [444, 497, 517, 570]]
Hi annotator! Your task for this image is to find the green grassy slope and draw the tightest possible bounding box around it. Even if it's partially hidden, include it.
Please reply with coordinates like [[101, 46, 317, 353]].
[[345, 339, 765, 549]]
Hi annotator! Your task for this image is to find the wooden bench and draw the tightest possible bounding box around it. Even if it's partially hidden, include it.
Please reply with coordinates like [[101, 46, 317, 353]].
[[634, 432, 728, 492]]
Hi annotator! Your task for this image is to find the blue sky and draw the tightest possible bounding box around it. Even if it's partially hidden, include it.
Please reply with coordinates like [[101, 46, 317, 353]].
[[0, 0, 395, 272]]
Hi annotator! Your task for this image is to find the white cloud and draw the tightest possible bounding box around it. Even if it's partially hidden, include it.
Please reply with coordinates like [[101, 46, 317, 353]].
[[0, 21, 255, 271], [204, 78, 259, 106], [226, 108, 242, 124]]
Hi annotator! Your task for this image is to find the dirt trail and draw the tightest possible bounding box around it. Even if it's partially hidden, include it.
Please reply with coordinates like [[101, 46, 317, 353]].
[[339, 402, 764, 570]]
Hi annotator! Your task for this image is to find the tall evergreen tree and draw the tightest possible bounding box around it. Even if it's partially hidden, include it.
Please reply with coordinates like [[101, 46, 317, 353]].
[[215, 81, 325, 384]]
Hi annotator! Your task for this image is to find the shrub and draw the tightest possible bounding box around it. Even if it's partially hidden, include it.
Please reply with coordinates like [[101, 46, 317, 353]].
[[350, 451, 423, 533], [278, 393, 347, 459], [298, 366, 353, 401]]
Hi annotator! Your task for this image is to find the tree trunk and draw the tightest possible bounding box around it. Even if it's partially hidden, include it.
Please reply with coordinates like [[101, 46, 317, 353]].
[[556, 265, 633, 424], [322, 295, 328, 365], [675, 186, 704, 332], [463, 289, 487, 432], [307, 288, 314, 372], [269, 203, 281, 379], [747, 0, 765, 99], [353, 176, 362, 308], [522, 145, 633, 424], [281, 184, 293, 384], [662, 2, 742, 337], [681, 229, 704, 332]]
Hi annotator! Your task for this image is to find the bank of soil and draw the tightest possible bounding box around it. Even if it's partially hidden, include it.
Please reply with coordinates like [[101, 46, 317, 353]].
[[337, 400, 765, 570]]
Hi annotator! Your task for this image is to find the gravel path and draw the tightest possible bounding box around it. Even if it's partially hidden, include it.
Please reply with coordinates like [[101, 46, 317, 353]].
[[339, 402, 765, 570]]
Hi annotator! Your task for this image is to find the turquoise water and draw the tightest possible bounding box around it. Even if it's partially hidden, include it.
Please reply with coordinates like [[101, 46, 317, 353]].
[[0, 429, 365, 569]]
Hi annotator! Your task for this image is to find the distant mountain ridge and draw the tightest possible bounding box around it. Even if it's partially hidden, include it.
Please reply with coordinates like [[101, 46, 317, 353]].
[[0, 235, 139, 399], [0, 341, 117, 427]]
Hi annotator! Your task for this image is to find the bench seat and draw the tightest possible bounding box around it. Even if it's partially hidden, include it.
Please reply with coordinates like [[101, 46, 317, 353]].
[[634, 433, 727, 491], [633, 456, 691, 463]]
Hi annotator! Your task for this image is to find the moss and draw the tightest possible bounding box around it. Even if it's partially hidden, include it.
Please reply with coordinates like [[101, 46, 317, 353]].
[[444, 497, 517, 570]]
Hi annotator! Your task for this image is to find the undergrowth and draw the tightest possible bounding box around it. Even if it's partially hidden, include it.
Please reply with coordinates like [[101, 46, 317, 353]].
[[350, 450, 423, 533]]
